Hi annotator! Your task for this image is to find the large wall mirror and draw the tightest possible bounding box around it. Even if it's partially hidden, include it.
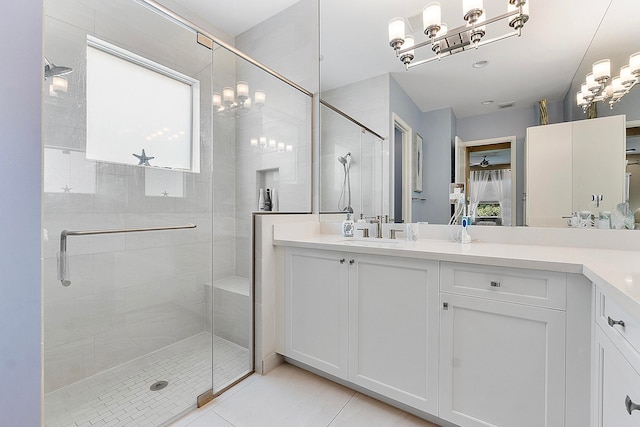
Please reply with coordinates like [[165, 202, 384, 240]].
[[319, 0, 640, 227]]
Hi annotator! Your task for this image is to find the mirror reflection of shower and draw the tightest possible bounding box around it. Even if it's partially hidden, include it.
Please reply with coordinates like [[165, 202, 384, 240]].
[[338, 152, 353, 213]]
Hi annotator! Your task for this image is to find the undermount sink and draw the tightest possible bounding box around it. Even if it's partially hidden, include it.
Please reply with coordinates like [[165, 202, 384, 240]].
[[339, 238, 402, 247]]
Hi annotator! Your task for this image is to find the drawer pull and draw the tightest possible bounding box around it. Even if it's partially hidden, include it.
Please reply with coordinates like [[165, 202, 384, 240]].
[[340, 258, 345, 264], [490, 281, 501, 288], [625, 396, 640, 414], [349, 259, 355, 265], [607, 316, 626, 328]]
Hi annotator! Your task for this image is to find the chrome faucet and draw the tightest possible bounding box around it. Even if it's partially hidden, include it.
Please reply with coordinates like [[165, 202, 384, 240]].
[[368, 216, 383, 239]]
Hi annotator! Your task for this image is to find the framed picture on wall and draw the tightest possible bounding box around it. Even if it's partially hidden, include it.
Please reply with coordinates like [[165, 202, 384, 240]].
[[413, 133, 423, 192]]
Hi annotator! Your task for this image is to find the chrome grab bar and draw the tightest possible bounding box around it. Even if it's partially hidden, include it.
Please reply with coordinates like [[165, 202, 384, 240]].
[[58, 223, 196, 286]]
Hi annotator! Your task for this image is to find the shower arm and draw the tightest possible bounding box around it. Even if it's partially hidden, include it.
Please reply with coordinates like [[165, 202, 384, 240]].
[[58, 223, 197, 286]]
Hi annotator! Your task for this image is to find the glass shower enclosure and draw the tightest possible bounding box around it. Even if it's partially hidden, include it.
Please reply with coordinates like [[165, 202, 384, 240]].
[[43, 1, 313, 424]]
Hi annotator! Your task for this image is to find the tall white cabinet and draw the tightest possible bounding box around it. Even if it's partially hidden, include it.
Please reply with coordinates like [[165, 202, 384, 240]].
[[526, 115, 626, 227]]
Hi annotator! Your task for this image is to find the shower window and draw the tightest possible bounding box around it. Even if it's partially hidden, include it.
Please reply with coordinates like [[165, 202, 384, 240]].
[[85, 36, 200, 172]]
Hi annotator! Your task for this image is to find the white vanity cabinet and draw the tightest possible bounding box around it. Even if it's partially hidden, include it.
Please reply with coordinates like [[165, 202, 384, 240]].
[[284, 247, 439, 412], [438, 262, 567, 427], [526, 115, 626, 227], [284, 247, 349, 379], [348, 254, 439, 413], [592, 289, 640, 427]]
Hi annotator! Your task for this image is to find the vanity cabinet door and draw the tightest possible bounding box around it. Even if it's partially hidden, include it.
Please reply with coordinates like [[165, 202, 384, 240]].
[[284, 247, 349, 379], [593, 322, 640, 427], [348, 255, 439, 413], [439, 293, 566, 427]]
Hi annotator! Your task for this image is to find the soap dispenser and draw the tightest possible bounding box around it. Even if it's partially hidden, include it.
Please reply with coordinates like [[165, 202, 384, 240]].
[[342, 212, 354, 237]]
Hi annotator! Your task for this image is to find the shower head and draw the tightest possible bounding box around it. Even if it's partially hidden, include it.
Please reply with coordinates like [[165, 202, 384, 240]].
[[44, 57, 73, 79], [337, 152, 351, 165]]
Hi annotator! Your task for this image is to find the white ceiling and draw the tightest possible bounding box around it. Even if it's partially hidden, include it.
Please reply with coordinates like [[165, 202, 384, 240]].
[[173, 0, 638, 118], [170, 0, 301, 36]]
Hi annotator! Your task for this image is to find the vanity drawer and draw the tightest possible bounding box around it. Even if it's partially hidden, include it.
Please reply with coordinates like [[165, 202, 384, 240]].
[[440, 262, 566, 309], [596, 288, 640, 355]]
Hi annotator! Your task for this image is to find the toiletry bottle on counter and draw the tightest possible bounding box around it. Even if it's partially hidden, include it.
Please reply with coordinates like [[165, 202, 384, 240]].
[[264, 188, 272, 211], [258, 188, 265, 211], [342, 213, 354, 237]]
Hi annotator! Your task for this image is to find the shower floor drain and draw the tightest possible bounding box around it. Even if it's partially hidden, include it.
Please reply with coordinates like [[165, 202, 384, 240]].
[[150, 380, 169, 391]]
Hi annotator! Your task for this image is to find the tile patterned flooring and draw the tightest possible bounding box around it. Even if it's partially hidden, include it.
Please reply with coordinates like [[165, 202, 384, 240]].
[[170, 363, 440, 427], [44, 333, 250, 427]]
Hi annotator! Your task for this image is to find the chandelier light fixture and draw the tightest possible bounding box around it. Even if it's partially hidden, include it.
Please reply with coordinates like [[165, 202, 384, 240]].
[[213, 81, 265, 114], [576, 52, 640, 112], [388, 0, 530, 70], [250, 136, 293, 153]]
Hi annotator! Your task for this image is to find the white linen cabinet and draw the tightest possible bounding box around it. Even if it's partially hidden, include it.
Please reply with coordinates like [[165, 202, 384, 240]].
[[526, 115, 626, 227]]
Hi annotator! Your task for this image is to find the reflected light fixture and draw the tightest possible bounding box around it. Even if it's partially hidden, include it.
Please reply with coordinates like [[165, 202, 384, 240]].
[[213, 81, 265, 114], [388, 0, 530, 70], [576, 52, 640, 111]]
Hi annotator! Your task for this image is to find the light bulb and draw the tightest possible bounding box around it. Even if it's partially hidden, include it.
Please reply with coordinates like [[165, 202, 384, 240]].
[[388, 17, 405, 46], [586, 73, 599, 92], [423, 2, 441, 37], [463, 0, 483, 22], [223, 87, 234, 104], [236, 81, 249, 100], [212, 92, 221, 107], [630, 52, 640, 75], [592, 59, 611, 82], [621, 65, 635, 87], [254, 90, 266, 106], [612, 76, 625, 95], [52, 76, 68, 93]]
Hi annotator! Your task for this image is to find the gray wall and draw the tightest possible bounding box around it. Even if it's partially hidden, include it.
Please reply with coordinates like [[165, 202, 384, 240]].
[[423, 108, 457, 224], [0, 2, 42, 425], [457, 101, 564, 226], [389, 76, 429, 221]]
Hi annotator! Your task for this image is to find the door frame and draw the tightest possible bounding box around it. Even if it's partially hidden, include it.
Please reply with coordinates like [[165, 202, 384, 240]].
[[391, 113, 413, 223], [455, 135, 517, 226]]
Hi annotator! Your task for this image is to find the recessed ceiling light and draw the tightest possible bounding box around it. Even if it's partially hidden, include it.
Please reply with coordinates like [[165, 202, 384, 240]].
[[473, 60, 489, 68], [481, 100, 494, 105]]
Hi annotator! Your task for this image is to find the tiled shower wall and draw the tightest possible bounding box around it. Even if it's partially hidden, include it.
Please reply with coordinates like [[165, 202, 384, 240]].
[[43, 0, 214, 393], [231, 0, 317, 278]]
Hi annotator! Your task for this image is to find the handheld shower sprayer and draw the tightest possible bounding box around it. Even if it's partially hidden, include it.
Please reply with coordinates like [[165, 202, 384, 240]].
[[338, 152, 353, 213]]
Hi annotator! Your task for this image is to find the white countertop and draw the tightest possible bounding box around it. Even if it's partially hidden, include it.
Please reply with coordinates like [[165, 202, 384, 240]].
[[273, 231, 640, 319]]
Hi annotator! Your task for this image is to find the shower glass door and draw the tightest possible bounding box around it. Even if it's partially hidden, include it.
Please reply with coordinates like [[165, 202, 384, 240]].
[[43, 1, 216, 425]]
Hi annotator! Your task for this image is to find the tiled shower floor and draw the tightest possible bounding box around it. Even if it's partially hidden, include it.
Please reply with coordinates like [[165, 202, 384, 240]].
[[44, 333, 250, 427]]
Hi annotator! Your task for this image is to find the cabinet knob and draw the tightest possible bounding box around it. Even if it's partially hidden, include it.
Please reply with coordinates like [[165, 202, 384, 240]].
[[349, 259, 355, 265], [490, 281, 501, 288], [607, 316, 625, 328], [340, 258, 346, 264], [626, 395, 640, 415], [443, 302, 449, 310]]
